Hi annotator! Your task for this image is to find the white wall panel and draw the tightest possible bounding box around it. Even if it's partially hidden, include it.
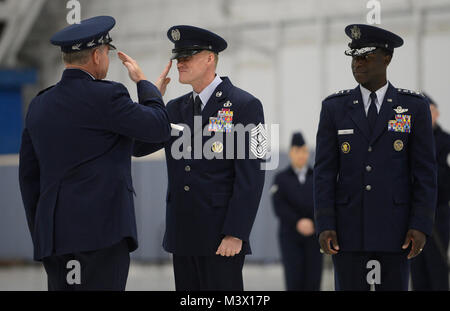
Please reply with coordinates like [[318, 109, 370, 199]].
[[19, 0, 450, 149]]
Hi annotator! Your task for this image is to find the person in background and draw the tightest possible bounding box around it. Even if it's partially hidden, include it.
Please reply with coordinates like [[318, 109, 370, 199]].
[[411, 93, 450, 291], [271, 132, 323, 290]]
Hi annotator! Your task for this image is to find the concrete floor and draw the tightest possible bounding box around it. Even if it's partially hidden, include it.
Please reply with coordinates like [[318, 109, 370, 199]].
[[0, 257, 335, 291]]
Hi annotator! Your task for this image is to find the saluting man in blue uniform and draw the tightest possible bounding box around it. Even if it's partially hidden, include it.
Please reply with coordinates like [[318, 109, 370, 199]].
[[134, 25, 266, 290], [19, 16, 171, 290], [271, 132, 323, 291], [314, 24, 437, 291], [411, 93, 450, 291]]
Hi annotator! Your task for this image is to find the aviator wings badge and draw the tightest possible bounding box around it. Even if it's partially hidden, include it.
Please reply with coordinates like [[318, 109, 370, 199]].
[[393, 106, 408, 114]]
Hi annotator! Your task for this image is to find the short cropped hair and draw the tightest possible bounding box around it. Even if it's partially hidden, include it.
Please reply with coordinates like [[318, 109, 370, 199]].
[[214, 53, 219, 67], [62, 49, 92, 65], [62, 45, 105, 65], [379, 47, 393, 58]]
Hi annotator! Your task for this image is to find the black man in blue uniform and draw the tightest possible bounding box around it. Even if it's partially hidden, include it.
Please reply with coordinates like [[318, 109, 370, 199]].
[[314, 24, 437, 291], [271, 132, 323, 290]]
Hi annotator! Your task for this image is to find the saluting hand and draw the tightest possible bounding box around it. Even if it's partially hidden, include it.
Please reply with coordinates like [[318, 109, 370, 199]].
[[118, 51, 146, 83], [318, 230, 339, 255], [216, 235, 242, 257], [402, 229, 426, 259], [155, 60, 172, 96]]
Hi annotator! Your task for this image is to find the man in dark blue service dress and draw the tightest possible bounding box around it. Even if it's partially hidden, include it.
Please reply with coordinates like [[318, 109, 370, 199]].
[[411, 94, 450, 291], [271, 132, 323, 290], [19, 16, 171, 290], [314, 24, 437, 291], [133, 25, 266, 290]]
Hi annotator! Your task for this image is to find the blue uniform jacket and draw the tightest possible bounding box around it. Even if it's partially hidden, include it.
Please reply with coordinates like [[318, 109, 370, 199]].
[[19, 69, 171, 260], [433, 125, 450, 242], [314, 83, 437, 252], [134, 77, 265, 256], [434, 125, 450, 207], [272, 166, 314, 235]]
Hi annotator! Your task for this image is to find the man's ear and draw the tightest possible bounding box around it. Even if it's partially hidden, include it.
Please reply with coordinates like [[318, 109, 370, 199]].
[[93, 48, 101, 65], [384, 54, 392, 66], [207, 52, 215, 64]]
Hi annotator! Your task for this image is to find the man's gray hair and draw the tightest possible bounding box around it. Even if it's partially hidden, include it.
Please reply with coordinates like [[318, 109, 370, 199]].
[[62, 45, 104, 65]]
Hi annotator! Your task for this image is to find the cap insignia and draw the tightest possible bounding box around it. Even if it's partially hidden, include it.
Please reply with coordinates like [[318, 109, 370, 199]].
[[351, 25, 361, 40], [171, 29, 181, 41]]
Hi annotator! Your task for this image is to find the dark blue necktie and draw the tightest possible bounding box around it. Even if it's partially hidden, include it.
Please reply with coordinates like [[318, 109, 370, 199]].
[[193, 96, 202, 116], [368, 92, 378, 133]]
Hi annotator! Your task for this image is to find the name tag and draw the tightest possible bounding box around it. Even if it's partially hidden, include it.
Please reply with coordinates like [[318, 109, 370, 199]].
[[170, 123, 184, 131], [338, 129, 354, 135]]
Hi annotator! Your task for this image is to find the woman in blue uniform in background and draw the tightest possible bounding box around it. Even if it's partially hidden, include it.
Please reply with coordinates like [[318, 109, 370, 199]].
[[271, 132, 323, 291]]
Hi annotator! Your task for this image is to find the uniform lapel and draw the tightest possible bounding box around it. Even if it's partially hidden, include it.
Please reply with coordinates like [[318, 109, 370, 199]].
[[289, 166, 303, 188], [370, 83, 396, 145], [348, 86, 371, 142], [181, 93, 195, 135], [179, 77, 232, 137]]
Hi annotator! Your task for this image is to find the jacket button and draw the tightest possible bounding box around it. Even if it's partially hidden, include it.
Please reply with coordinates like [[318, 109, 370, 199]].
[[184, 185, 190, 192], [185, 165, 191, 172], [368, 146, 372, 152], [366, 165, 372, 172], [187, 146, 192, 152], [365, 185, 372, 191]]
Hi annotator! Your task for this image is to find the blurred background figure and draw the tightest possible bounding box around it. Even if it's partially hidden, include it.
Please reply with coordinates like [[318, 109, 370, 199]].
[[271, 132, 323, 290], [410, 93, 450, 291]]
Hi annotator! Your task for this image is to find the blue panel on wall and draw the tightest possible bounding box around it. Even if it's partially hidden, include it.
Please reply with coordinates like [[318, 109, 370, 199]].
[[0, 154, 290, 262], [0, 69, 36, 87], [0, 90, 23, 154], [0, 69, 37, 154]]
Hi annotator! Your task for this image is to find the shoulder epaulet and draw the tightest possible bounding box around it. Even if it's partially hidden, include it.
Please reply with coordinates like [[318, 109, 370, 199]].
[[170, 92, 192, 105], [93, 79, 115, 84], [325, 89, 352, 100], [36, 85, 55, 96], [397, 88, 425, 99]]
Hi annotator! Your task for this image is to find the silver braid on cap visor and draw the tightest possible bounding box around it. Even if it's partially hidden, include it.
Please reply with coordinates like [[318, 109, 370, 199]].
[[345, 46, 377, 56]]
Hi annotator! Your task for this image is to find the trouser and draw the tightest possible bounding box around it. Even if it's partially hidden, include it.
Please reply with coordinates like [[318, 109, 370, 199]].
[[411, 234, 449, 291], [172, 254, 245, 291], [332, 251, 410, 291], [42, 239, 130, 291], [279, 232, 323, 291]]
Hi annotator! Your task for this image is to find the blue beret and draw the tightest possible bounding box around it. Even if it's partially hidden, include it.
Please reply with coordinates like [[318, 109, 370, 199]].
[[344, 24, 403, 56], [50, 16, 116, 53], [291, 132, 306, 147], [167, 25, 227, 60]]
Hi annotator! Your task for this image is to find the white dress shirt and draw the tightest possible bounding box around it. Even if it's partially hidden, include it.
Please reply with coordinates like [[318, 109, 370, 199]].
[[192, 75, 223, 111], [293, 166, 308, 184], [359, 82, 389, 116]]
